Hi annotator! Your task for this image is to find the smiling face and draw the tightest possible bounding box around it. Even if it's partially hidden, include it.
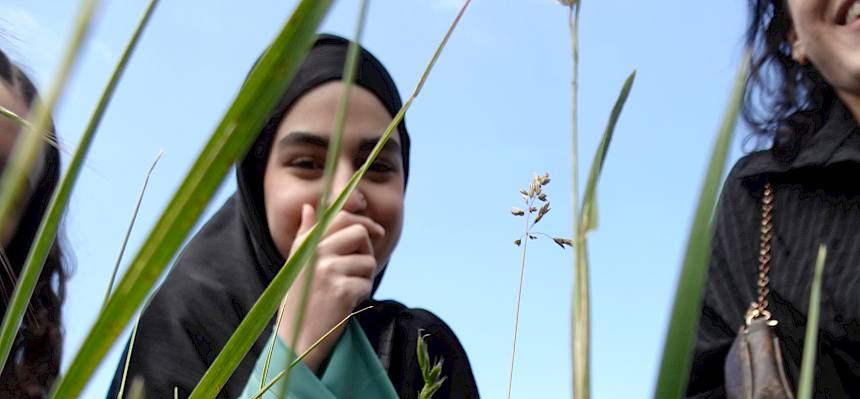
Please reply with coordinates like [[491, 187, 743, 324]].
[[263, 81, 405, 272], [788, 0, 860, 98], [0, 80, 31, 247]]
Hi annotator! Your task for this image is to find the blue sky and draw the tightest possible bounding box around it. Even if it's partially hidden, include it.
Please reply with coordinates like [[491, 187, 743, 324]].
[[2, 1, 749, 398]]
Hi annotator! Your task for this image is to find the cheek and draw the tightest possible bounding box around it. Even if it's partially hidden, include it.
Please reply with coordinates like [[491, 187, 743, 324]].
[[367, 184, 405, 256], [263, 173, 311, 258]]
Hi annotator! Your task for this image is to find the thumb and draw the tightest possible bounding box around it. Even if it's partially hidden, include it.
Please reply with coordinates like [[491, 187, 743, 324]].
[[297, 203, 316, 236]]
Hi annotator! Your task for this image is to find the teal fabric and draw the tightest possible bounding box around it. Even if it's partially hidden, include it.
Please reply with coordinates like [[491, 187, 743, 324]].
[[240, 319, 399, 399]]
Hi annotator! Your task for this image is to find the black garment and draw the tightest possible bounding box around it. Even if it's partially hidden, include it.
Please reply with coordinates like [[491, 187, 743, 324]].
[[106, 34, 478, 399], [687, 101, 860, 398]]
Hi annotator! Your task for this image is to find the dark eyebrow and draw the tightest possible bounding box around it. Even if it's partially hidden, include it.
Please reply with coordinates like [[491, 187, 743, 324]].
[[276, 132, 328, 149], [358, 136, 401, 156], [276, 132, 401, 156]]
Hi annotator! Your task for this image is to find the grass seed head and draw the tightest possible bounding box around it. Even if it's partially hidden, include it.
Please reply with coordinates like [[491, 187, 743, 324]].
[[541, 172, 551, 185], [511, 207, 525, 216], [539, 202, 551, 216], [553, 237, 574, 249]]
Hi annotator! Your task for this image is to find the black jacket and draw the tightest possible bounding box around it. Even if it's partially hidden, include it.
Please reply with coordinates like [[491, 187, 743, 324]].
[[687, 101, 860, 398]]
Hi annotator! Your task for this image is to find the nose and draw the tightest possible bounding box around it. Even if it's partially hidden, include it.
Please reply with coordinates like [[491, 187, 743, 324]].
[[343, 189, 367, 214], [331, 166, 367, 214]]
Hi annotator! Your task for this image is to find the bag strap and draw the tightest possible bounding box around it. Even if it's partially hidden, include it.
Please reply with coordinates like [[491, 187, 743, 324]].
[[745, 182, 777, 326]]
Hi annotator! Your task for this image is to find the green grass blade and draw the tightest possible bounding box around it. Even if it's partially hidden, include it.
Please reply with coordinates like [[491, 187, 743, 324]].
[[250, 306, 372, 399], [0, 105, 28, 128], [572, 70, 635, 399], [0, 0, 150, 376], [189, 3, 470, 396], [0, 0, 99, 236], [652, 53, 750, 399], [797, 244, 827, 399], [116, 315, 142, 399], [260, 296, 287, 390], [126, 377, 145, 399], [283, 0, 369, 394], [48, 2, 333, 397], [567, 4, 582, 397], [572, 235, 590, 399], [579, 71, 635, 234], [103, 149, 163, 311], [0, 105, 63, 151]]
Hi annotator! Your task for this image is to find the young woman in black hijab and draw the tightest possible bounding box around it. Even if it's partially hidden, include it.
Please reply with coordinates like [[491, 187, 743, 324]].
[[0, 48, 68, 398], [108, 34, 478, 398], [687, 0, 860, 397]]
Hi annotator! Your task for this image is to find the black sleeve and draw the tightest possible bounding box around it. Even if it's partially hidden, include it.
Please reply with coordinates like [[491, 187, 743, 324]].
[[104, 287, 214, 399], [686, 162, 760, 398], [104, 272, 267, 399]]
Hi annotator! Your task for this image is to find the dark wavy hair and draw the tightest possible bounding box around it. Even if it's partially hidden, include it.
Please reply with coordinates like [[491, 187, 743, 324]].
[[0, 49, 67, 398], [744, 0, 837, 160]]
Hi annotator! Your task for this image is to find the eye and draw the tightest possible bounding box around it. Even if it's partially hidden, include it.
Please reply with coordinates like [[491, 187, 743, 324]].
[[368, 160, 394, 173], [287, 157, 323, 170]]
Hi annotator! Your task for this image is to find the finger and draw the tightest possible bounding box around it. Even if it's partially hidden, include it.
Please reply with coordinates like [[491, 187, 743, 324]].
[[323, 211, 385, 240], [297, 203, 316, 237], [317, 254, 376, 280], [317, 224, 374, 256]]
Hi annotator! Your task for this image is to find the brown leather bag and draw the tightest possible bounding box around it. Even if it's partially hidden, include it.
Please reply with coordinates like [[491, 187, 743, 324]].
[[724, 183, 795, 399]]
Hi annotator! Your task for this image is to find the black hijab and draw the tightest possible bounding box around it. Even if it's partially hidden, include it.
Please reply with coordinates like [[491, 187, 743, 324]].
[[237, 33, 410, 293], [107, 33, 477, 399]]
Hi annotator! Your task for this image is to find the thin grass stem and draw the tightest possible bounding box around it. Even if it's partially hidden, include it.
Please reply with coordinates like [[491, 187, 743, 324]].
[[102, 150, 163, 311], [507, 196, 533, 399], [568, 4, 583, 397], [260, 294, 289, 390], [250, 306, 372, 399], [116, 316, 141, 399]]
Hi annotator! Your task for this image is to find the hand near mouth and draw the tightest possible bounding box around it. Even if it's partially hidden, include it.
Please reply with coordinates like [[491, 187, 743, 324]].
[[275, 204, 385, 372]]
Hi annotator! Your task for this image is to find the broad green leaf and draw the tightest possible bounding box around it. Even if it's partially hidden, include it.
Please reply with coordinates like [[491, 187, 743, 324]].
[[797, 245, 827, 399], [653, 53, 750, 399], [49, 2, 334, 397]]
